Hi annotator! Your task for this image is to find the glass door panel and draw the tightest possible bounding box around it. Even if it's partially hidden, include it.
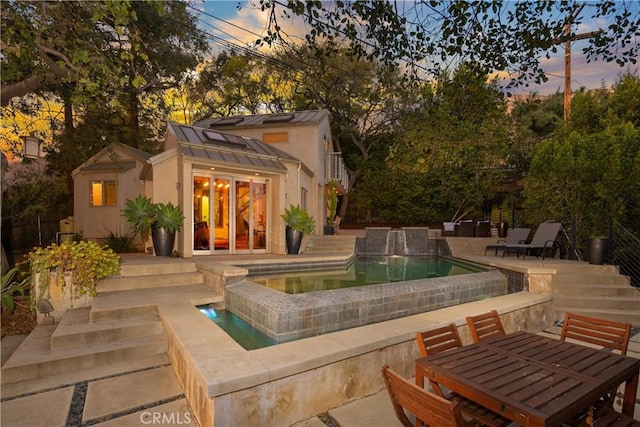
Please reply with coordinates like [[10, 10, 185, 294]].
[[193, 176, 211, 251], [235, 180, 250, 250], [213, 178, 230, 251], [252, 182, 267, 250]]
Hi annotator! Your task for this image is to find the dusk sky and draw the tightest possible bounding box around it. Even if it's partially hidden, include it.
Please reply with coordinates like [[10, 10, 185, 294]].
[[193, 1, 639, 96]]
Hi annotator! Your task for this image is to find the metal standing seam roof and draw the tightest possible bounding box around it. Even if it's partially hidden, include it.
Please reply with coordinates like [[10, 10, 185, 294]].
[[168, 122, 299, 172], [193, 110, 328, 129]]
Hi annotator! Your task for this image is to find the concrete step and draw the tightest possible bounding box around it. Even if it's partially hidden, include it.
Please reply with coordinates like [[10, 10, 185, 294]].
[[1, 353, 171, 399], [304, 235, 355, 254], [50, 307, 164, 349], [552, 283, 638, 297], [1, 324, 167, 384], [97, 271, 204, 293], [118, 258, 198, 277], [552, 306, 640, 327], [546, 262, 619, 273], [88, 303, 159, 323], [553, 295, 640, 311], [552, 272, 630, 286]]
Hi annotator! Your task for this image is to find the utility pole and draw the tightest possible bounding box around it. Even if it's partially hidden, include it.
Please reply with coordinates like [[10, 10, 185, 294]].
[[555, 3, 602, 123]]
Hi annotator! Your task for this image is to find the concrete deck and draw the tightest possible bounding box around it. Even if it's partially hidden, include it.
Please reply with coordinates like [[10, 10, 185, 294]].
[[2, 252, 639, 426]]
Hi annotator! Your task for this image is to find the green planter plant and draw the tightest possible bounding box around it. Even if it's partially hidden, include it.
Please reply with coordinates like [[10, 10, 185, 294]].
[[2, 265, 30, 314], [122, 196, 184, 256], [29, 241, 120, 311], [122, 195, 156, 242], [281, 204, 316, 254]]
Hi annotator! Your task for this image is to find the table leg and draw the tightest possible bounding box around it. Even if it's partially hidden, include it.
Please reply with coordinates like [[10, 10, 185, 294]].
[[415, 365, 425, 389], [622, 371, 638, 417]]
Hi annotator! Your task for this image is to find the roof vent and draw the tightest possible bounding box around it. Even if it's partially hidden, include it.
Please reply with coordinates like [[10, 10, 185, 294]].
[[263, 113, 295, 124]]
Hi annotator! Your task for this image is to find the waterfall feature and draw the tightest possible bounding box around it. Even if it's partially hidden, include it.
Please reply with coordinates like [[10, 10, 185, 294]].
[[362, 227, 431, 255]]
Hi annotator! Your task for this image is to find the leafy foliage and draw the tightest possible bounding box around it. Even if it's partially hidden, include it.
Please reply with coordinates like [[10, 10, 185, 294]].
[[523, 77, 640, 250], [122, 195, 156, 241], [154, 202, 184, 234], [29, 241, 120, 308], [379, 64, 511, 223], [121, 196, 184, 241], [102, 231, 136, 254], [1, 265, 30, 314], [259, 1, 639, 90], [281, 204, 316, 234]]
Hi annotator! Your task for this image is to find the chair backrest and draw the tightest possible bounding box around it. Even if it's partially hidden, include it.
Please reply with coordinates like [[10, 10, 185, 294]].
[[466, 310, 506, 343], [529, 222, 562, 246], [416, 323, 463, 357], [505, 228, 531, 245], [560, 312, 632, 355], [380, 364, 466, 427]]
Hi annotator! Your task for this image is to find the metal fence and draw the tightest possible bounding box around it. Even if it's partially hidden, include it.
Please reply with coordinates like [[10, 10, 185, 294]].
[[2, 215, 62, 257]]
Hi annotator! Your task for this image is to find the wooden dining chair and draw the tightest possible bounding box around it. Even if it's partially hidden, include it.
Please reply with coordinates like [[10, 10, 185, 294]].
[[416, 323, 464, 359], [380, 364, 468, 427], [466, 310, 506, 343], [575, 405, 640, 427], [560, 312, 632, 355], [415, 324, 511, 427], [561, 312, 633, 420]]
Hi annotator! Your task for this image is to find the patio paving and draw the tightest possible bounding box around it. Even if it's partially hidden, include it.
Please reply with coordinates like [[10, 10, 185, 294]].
[[2, 322, 638, 427], [2, 250, 639, 426]]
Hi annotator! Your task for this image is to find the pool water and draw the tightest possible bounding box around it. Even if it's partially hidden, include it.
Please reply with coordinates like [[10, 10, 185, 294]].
[[197, 304, 276, 350], [251, 255, 486, 294]]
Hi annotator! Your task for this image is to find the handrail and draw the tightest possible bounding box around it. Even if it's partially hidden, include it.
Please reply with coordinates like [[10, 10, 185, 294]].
[[326, 152, 349, 191], [609, 218, 640, 288]]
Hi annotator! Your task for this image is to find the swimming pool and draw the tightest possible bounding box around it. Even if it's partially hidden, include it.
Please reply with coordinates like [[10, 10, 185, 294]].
[[251, 256, 486, 294], [199, 255, 506, 347]]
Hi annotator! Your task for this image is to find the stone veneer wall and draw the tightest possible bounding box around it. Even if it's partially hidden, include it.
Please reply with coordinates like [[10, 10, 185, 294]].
[[226, 270, 507, 342], [209, 296, 554, 426]]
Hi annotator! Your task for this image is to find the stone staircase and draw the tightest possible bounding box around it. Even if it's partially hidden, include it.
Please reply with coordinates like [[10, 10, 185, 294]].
[[303, 234, 356, 254], [444, 237, 640, 327], [551, 264, 640, 326], [1, 260, 204, 391], [98, 258, 203, 292]]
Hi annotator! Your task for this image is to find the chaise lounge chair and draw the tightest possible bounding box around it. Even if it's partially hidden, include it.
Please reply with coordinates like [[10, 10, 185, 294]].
[[503, 222, 562, 260], [484, 227, 531, 256]]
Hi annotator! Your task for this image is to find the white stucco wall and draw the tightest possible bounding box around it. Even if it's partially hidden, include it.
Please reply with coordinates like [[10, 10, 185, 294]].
[[72, 147, 147, 246]]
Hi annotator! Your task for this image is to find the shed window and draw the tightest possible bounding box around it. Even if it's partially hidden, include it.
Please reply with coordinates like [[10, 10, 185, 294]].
[[91, 181, 117, 206]]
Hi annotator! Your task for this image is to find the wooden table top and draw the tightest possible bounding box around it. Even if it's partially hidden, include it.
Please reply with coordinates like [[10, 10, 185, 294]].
[[415, 331, 639, 427]]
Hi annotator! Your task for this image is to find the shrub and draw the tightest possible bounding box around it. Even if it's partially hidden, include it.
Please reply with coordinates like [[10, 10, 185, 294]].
[[29, 241, 120, 307]]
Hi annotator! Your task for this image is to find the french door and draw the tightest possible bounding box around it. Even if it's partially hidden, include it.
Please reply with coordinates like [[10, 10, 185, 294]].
[[193, 174, 267, 254]]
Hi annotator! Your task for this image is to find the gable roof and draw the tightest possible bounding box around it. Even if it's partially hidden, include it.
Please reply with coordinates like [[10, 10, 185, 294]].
[[166, 122, 306, 174], [72, 143, 152, 177], [194, 110, 329, 130]]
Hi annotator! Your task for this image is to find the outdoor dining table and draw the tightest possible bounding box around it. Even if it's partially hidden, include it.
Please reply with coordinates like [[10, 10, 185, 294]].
[[415, 331, 639, 427]]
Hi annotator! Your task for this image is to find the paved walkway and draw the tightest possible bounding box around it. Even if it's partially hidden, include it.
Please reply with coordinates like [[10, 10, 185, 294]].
[[2, 327, 639, 427]]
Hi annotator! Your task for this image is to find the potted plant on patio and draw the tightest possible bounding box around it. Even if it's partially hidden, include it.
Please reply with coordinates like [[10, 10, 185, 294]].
[[122, 196, 184, 256], [152, 202, 184, 256], [281, 204, 316, 254]]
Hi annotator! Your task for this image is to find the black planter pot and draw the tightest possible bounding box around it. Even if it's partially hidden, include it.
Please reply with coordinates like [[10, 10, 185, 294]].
[[323, 225, 335, 235], [497, 221, 509, 238], [151, 223, 176, 256], [587, 238, 608, 265], [285, 226, 303, 255]]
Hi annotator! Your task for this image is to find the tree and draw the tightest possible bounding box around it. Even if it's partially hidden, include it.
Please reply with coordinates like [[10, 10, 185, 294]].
[[378, 63, 511, 223], [523, 74, 640, 251], [257, 1, 639, 90]]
